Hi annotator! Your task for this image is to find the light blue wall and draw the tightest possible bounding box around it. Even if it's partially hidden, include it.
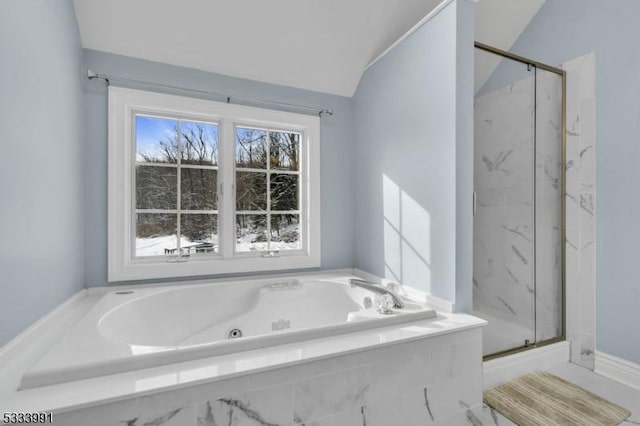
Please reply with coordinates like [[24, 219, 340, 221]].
[[0, 0, 85, 344], [454, 0, 476, 312], [353, 0, 475, 308], [83, 50, 355, 286], [0, 0, 473, 345], [483, 0, 640, 363]]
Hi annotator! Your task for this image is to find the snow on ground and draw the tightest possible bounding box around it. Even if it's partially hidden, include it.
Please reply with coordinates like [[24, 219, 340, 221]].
[[135, 235, 217, 257], [235, 222, 301, 252], [136, 222, 300, 257], [235, 239, 301, 252]]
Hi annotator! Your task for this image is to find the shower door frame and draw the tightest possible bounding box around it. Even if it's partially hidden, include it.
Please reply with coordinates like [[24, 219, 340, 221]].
[[475, 42, 567, 361]]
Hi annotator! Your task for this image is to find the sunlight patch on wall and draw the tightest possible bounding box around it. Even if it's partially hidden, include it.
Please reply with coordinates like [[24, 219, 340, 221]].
[[382, 174, 431, 292]]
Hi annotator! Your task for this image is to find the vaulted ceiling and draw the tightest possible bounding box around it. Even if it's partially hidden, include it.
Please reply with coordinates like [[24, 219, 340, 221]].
[[73, 0, 545, 97], [475, 0, 546, 91]]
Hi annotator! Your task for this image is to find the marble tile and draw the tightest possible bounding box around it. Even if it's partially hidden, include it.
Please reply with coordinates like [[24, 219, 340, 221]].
[[579, 332, 595, 369], [122, 405, 195, 426], [579, 100, 596, 190], [578, 54, 596, 102], [55, 404, 198, 426], [295, 407, 364, 426], [424, 374, 483, 422], [246, 357, 337, 390], [197, 384, 293, 426], [50, 326, 484, 426], [475, 52, 595, 361], [291, 330, 482, 424], [462, 404, 516, 426], [431, 403, 504, 426], [292, 366, 371, 423], [578, 237, 596, 338], [366, 348, 436, 403], [563, 53, 596, 369], [363, 389, 437, 426], [363, 382, 483, 426], [474, 70, 563, 350], [468, 404, 518, 426]]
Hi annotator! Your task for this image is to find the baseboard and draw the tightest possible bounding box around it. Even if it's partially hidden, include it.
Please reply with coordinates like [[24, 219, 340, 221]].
[[595, 351, 640, 391], [0, 290, 87, 365], [483, 341, 570, 389]]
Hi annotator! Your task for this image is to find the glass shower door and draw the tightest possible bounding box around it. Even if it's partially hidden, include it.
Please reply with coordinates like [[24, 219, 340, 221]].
[[534, 68, 564, 344], [473, 47, 536, 356]]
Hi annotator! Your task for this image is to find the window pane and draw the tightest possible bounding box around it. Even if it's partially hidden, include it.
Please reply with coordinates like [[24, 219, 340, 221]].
[[181, 214, 218, 255], [236, 127, 267, 169], [271, 214, 301, 250], [181, 121, 219, 166], [135, 213, 178, 257], [135, 116, 178, 163], [181, 168, 217, 210], [236, 214, 268, 252], [136, 166, 177, 209], [270, 174, 299, 210], [236, 171, 267, 210], [270, 131, 300, 171]]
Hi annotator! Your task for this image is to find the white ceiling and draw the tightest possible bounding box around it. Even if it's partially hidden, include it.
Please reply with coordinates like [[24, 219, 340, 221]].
[[73, 0, 444, 97], [73, 0, 545, 97]]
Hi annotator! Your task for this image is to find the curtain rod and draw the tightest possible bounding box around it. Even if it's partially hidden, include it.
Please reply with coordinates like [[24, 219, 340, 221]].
[[87, 70, 334, 117]]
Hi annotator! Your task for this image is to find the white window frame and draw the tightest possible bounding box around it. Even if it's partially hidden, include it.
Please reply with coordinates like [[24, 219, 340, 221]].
[[108, 87, 321, 281]]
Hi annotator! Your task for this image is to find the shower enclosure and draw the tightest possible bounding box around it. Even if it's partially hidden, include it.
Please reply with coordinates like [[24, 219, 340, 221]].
[[473, 42, 565, 359]]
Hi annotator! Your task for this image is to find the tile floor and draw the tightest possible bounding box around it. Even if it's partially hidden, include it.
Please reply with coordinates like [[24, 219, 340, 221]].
[[478, 362, 640, 425]]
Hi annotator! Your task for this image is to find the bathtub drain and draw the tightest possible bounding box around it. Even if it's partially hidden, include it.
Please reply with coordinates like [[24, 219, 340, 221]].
[[227, 328, 243, 339]]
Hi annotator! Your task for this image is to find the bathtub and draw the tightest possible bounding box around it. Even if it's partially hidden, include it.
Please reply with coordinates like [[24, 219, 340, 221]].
[[20, 272, 436, 390]]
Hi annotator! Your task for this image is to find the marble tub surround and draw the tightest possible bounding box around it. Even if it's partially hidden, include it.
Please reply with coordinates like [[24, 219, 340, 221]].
[[473, 63, 564, 355], [45, 325, 484, 426], [562, 52, 596, 370]]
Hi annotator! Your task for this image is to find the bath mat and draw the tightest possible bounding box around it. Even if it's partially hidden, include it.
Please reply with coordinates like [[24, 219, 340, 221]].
[[484, 371, 631, 426]]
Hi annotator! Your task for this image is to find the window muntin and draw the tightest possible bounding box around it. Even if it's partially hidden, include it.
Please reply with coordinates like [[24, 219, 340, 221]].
[[108, 87, 320, 281], [134, 114, 220, 258], [234, 126, 302, 253]]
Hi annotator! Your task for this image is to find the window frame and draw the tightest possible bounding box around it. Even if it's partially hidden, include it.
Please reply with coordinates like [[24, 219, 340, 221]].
[[133, 113, 222, 260], [108, 87, 321, 282], [233, 123, 306, 256]]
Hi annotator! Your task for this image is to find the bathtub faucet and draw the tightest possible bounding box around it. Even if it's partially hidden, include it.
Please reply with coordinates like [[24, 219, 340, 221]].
[[349, 278, 405, 309]]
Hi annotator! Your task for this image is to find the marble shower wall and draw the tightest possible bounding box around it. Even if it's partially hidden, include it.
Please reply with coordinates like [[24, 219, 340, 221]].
[[53, 329, 483, 426], [563, 53, 596, 370], [473, 66, 563, 349], [474, 71, 535, 344]]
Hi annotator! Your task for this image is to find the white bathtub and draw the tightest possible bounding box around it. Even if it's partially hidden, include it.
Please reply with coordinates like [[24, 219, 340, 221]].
[[20, 273, 436, 389]]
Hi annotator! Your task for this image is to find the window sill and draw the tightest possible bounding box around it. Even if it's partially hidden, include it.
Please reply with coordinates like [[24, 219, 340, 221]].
[[108, 253, 321, 282]]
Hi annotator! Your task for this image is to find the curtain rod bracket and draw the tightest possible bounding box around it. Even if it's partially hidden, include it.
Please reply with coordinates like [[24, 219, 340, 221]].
[[87, 69, 109, 85]]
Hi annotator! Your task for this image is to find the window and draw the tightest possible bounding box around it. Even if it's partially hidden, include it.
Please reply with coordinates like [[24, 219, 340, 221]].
[[235, 127, 302, 253], [135, 116, 220, 258], [108, 87, 320, 281]]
